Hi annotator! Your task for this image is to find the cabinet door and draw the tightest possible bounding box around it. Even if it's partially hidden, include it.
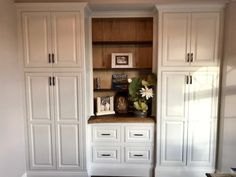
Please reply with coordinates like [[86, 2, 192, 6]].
[[162, 13, 190, 66], [160, 72, 189, 165], [25, 73, 53, 122], [53, 73, 82, 169], [187, 71, 218, 166], [22, 12, 52, 67], [188, 71, 218, 121], [190, 13, 220, 66], [52, 12, 82, 68], [25, 73, 55, 169]]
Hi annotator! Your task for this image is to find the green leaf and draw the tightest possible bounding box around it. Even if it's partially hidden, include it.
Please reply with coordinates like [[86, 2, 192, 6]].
[[128, 77, 141, 98]]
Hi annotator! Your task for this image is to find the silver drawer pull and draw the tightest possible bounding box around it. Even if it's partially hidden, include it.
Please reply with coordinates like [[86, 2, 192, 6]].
[[134, 154, 143, 157], [101, 154, 111, 157], [134, 134, 143, 136], [101, 133, 111, 136]]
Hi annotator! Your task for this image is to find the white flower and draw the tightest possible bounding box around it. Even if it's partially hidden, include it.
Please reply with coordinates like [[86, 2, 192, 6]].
[[140, 86, 153, 100], [128, 78, 132, 83]]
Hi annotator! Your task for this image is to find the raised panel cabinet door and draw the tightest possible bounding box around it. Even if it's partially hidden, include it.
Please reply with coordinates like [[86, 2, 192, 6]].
[[22, 12, 52, 67], [187, 120, 216, 167], [161, 72, 189, 121], [161, 121, 187, 166], [162, 13, 190, 66], [53, 73, 81, 122], [52, 12, 82, 68], [56, 124, 81, 169], [190, 13, 220, 66], [188, 71, 218, 121], [25, 73, 53, 121], [29, 124, 55, 169]]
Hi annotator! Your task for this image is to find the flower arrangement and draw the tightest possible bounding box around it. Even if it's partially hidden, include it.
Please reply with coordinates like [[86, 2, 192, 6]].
[[128, 74, 156, 114]]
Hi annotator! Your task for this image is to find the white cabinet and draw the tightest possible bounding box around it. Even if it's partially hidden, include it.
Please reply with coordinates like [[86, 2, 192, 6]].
[[22, 11, 82, 68], [161, 12, 220, 67], [90, 123, 154, 177], [160, 71, 218, 167], [25, 72, 83, 170]]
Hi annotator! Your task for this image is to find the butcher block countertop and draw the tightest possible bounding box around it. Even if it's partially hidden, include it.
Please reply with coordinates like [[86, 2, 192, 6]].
[[88, 114, 156, 124]]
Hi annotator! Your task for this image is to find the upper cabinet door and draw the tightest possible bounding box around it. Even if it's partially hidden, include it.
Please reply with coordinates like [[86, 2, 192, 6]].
[[162, 13, 190, 66], [190, 13, 220, 66], [51, 12, 82, 68], [22, 12, 52, 67]]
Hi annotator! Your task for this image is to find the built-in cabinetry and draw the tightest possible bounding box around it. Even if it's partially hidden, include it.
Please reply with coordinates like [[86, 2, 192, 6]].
[[156, 5, 223, 177], [17, 3, 87, 177], [88, 116, 155, 177], [88, 15, 156, 177]]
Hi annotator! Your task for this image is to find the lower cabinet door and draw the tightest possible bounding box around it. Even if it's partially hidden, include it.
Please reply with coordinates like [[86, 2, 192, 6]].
[[56, 124, 81, 169], [29, 124, 56, 169], [92, 146, 121, 163]]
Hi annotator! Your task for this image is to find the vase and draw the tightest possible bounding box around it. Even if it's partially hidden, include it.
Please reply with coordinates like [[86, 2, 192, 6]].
[[133, 111, 147, 118]]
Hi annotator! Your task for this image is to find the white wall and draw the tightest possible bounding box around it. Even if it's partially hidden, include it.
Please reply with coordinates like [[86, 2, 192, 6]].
[[217, 1, 236, 172], [0, 0, 26, 177]]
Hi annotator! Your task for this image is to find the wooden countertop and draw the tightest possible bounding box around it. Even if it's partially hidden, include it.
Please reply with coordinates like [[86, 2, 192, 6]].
[[88, 114, 156, 124]]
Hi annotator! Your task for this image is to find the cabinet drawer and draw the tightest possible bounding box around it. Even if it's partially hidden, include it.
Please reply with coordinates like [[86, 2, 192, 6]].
[[125, 147, 152, 163], [125, 126, 153, 143], [92, 125, 120, 142], [92, 146, 121, 163]]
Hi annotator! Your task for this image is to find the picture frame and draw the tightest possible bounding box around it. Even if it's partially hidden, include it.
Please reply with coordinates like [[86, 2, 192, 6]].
[[111, 53, 133, 68], [96, 96, 115, 116]]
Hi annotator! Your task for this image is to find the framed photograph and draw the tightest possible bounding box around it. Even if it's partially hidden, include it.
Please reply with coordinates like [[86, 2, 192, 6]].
[[111, 53, 133, 68], [96, 96, 115, 116]]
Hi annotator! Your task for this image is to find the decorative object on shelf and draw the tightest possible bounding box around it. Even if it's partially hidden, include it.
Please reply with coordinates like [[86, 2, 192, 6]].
[[112, 74, 128, 90], [111, 53, 133, 68], [128, 74, 156, 117], [94, 77, 101, 89], [96, 96, 115, 116], [114, 91, 128, 114]]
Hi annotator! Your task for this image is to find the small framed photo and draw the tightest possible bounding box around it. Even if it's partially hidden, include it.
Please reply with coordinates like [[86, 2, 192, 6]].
[[111, 53, 133, 68], [96, 96, 115, 116]]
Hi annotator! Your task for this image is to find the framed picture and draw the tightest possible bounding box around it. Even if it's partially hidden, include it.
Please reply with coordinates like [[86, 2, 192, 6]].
[[111, 53, 133, 68], [96, 96, 115, 116]]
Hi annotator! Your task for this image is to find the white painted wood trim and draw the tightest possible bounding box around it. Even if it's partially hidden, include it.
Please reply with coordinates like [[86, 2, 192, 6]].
[[27, 171, 89, 177], [91, 10, 155, 18], [15, 3, 88, 11], [155, 4, 225, 12]]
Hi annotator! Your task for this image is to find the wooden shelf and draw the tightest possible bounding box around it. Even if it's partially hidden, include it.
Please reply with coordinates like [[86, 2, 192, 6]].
[[92, 41, 152, 45], [88, 114, 156, 124]]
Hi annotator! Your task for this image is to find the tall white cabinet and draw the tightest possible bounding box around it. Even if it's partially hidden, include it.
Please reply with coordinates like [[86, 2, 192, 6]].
[[156, 5, 223, 177], [17, 3, 88, 177]]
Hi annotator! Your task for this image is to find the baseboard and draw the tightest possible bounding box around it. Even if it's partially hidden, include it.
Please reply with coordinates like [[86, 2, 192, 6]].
[[155, 166, 215, 177], [26, 171, 89, 177], [90, 164, 154, 177]]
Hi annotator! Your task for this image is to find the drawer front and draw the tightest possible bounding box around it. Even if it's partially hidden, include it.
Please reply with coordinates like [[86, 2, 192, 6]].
[[92, 146, 121, 163], [92, 125, 121, 142], [125, 126, 153, 143], [125, 147, 153, 163]]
